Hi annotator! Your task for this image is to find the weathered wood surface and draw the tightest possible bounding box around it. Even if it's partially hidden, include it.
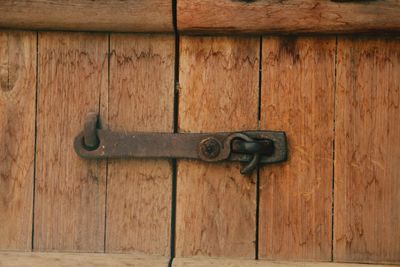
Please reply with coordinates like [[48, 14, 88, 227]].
[[0, 253, 394, 267], [178, 0, 400, 34], [0, 0, 173, 33], [0, 31, 36, 250], [0, 29, 399, 266], [106, 34, 174, 255], [176, 36, 259, 258], [259, 37, 336, 260], [1, 1, 399, 34], [0, 252, 169, 267], [35, 32, 108, 252], [334, 37, 400, 263], [173, 257, 392, 267]]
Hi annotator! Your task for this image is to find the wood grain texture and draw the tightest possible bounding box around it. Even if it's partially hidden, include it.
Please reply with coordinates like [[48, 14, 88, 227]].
[[0, 252, 168, 267], [0, 31, 36, 250], [334, 37, 400, 263], [173, 257, 392, 267], [259, 37, 336, 260], [0, 0, 172, 33], [178, 0, 400, 34], [105, 34, 174, 255], [176, 36, 259, 258], [35, 32, 108, 252]]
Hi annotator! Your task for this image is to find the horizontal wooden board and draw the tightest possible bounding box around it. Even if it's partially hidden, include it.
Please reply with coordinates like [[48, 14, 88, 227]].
[[1, 1, 399, 34], [0, 0, 173, 32], [173, 257, 391, 267], [0, 252, 168, 267], [178, 0, 400, 34], [0, 253, 394, 267]]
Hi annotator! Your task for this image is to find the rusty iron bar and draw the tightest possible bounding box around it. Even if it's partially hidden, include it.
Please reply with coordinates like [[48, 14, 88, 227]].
[[74, 113, 288, 175]]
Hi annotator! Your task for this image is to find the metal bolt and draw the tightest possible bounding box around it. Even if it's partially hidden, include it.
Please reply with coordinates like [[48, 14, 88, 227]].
[[199, 137, 221, 159]]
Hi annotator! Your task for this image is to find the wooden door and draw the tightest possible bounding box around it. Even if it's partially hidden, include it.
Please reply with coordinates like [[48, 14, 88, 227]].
[[0, 1, 400, 266]]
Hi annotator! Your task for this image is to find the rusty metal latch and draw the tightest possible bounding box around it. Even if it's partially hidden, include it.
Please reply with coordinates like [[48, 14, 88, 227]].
[[74, 112, 288, 175]]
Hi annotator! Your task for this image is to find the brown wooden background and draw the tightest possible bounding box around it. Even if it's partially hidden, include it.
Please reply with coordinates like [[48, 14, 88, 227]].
[[0, 30, 399, 266]]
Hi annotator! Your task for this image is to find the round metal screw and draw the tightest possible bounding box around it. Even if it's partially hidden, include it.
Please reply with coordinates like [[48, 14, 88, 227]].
[[199, 137, 221, 159]]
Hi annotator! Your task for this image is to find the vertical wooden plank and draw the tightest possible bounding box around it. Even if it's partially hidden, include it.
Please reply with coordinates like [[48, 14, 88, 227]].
[[0, 31, 36, 250], [334, 38, 400, 263], [106, 34, 174, 256], [35, 32, 108, 252], [259, 37, 335, 260], [176, 36, 259, 258]]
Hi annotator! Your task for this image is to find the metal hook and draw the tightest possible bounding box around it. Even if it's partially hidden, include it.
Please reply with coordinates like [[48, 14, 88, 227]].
[[83, 111, 99, 150], [224, 133, 263, 175]]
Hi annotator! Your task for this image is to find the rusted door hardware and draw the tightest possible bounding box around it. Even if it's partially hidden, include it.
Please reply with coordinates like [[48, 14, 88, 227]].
[[74, 112, 288, 175]]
